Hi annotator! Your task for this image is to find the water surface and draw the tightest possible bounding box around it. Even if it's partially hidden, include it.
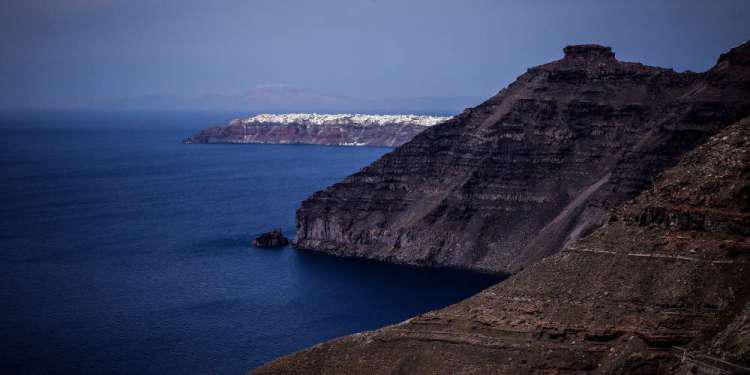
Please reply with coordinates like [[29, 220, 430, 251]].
[[0, 111, 502, 374]]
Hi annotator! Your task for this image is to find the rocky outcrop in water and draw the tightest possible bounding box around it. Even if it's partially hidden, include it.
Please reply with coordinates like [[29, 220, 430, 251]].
[[183, 114, 451, 147], [295, 42, 750, 274], [255, 116, 750, 374], [252, 229, 289, 248]]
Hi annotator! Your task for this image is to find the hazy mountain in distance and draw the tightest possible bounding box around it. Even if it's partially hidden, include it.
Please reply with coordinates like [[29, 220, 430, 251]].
[[92, 84, 481, 114]]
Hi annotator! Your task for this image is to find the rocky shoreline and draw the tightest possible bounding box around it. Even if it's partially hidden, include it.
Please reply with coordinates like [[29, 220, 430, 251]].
[[254, 41, 750, 374], [256, 115, 750, 375]]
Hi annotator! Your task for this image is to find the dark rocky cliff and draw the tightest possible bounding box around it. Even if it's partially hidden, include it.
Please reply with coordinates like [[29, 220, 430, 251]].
[[295, 43, 750, 274], [255, 116, 750, 374]]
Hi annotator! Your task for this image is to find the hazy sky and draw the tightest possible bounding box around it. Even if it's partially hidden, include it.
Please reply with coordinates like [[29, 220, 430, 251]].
[[0, 0, 748, 110]]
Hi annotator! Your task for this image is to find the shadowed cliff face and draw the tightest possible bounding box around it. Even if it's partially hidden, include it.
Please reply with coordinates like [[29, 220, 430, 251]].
[[255, 117, 750, 374], [295, 42, 750, 274]]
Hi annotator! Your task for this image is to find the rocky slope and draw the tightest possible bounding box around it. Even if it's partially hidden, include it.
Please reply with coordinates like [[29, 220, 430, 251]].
[[182, 113, 451, 147], [255, 116, 750, 374], [295, 43, 750, 274]]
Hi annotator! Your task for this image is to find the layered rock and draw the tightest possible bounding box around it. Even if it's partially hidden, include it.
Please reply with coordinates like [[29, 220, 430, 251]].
[[183, 114, 451, 147], [295, 42, 750, 274], [255, 116, 750, 374]]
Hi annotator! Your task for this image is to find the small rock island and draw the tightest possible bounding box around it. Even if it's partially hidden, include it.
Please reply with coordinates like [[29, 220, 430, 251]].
[[252, 229, 289, 248]]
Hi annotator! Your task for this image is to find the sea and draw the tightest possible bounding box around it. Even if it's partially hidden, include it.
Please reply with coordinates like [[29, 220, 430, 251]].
[[0, 111, 502, 374]]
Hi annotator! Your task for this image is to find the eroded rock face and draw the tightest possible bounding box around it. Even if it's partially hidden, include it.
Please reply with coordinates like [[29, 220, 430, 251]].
[[183, 114, 451, 147], [295, 42, 750, 274], [254, 117, 750, 374]]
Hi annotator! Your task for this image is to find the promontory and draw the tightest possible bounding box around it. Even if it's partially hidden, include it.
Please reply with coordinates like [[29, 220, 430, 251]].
[[183, 113, 451, 147]]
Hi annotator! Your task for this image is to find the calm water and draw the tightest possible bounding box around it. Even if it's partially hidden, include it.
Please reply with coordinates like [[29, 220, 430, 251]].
[[0, 111, 502, 374]]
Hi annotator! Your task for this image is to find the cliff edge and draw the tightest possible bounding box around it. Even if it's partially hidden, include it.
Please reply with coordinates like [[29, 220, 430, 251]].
[[295, 42, 750, 274], [256, 115, 750, 374]]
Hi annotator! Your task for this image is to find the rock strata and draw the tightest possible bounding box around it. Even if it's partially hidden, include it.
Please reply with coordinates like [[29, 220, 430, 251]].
[[295, 42, 750, 274], [252, 229, 289, 248], [254, 116, 750, 374]]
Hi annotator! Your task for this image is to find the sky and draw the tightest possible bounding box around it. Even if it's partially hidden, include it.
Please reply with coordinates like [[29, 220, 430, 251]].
[[0, 0, 748, 112]]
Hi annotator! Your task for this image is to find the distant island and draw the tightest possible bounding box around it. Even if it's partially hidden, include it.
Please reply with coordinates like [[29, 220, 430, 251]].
[[183, 113, 451, 147]]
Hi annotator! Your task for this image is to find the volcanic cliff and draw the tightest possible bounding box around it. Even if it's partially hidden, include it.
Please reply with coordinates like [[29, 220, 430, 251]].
[[183, 113, 450, 147], [255, 115, 750, 374], [295, 43, 750, 274]]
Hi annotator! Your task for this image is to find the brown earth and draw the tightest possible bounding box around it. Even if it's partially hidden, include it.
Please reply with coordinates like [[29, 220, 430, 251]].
[[254, 116, 750, 375]]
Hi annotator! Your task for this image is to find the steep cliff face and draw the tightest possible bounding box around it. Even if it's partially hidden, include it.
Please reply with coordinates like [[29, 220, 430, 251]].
[[183, 114, 450, 147], [255, 116, 750, 374], [295, 43, 750, 274]]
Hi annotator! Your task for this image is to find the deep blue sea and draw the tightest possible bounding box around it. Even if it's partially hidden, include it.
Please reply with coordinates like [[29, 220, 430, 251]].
[[0, 111, 502, 374]]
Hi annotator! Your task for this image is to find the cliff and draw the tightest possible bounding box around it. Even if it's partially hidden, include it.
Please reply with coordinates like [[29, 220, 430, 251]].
[[295, 42, 750, 274], [255, 116, 750, 374], [182, 113, 451, 147]]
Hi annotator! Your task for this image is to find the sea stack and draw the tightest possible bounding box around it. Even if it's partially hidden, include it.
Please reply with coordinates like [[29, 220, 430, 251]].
[[252, 229, 290, 248]]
